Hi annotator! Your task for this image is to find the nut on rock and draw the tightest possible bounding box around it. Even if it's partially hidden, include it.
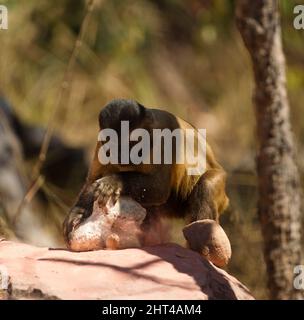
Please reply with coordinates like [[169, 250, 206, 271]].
[[183, 219, 232, 267]]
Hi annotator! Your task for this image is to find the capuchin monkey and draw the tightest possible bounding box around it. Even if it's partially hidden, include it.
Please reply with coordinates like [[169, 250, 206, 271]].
[[63, 99, 229, 251]]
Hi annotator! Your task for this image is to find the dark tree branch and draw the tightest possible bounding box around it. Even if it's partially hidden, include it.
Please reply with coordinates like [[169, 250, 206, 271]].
[[236, 0, 303, 299]]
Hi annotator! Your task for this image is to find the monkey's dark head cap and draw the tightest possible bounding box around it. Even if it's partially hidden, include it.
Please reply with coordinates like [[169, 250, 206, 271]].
[[99, 99, 145, 129]]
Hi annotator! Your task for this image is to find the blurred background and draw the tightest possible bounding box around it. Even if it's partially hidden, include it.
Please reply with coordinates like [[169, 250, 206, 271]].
[[0, 0, 303, 299]]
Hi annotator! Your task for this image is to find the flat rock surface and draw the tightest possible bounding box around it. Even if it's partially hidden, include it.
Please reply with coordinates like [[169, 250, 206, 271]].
[[0, 240, 254, 300]]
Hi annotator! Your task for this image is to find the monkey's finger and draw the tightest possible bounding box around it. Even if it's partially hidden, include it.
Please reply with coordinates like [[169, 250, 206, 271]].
[[97, 191, 111, 207]]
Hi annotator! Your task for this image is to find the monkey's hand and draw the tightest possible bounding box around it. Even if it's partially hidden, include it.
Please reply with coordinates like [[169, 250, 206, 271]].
[[94, 175, 123, 208], [63, 177, 122, 244], [63, 207, 87, 244]]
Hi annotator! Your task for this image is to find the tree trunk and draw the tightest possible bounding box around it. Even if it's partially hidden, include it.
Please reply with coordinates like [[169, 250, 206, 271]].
[[235, 0, 303, 299]]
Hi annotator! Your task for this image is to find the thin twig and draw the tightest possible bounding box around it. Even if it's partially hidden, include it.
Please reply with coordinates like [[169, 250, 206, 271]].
[[41, 182, 71, 211], [34, 0, 96, 178], [13, 0, 96, 225]]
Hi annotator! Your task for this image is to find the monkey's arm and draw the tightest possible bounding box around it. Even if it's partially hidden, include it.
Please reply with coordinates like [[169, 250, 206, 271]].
[[96, 166, 172, 207], [63, 181, 98, 243], [185, 168, 229, 222], [63, 165, 172, 242], [181, 168, 230, 266]]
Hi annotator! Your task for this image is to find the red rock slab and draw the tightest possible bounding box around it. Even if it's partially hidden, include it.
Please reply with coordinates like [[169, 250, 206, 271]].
[[0, 240, 254, 300]]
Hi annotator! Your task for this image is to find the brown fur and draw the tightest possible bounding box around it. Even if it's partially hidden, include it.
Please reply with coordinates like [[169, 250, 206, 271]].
[[63, 99, 229, 249]]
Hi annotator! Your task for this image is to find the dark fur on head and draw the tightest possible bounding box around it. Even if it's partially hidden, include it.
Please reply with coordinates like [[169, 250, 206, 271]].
[[99, 99, 146, 130]]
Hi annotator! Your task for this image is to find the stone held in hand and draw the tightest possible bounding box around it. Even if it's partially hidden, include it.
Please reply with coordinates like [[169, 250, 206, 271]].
[[68, 196, 147, 252], [183, 219, 232, 267]]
